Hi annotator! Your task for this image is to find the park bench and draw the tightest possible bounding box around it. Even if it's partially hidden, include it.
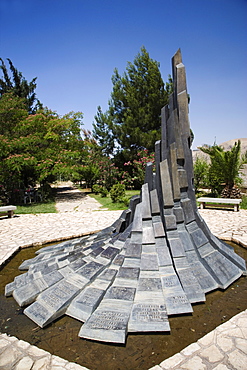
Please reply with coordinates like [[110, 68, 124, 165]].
[[0, 205, 17, 218], [197, 197, 242, 212]]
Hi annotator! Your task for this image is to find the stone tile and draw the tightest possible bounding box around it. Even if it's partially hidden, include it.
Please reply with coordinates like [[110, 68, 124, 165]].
[[27, 345, 49, 357], [235, 310, 247, 323], [0, 346, 22, 367], [200, 344, 224, 363], [159, 353, 184, 368], [241, 327, 247, 339], [65, 362, 89, 370], [180, 342, 200, 356], [180, 356, 207, 369], [4, 335, 18, 343], [225, 327, 245, 339], [0, 338, 9, 349], [236, 317, 247, 328], [235, 338, 247, 354], [15, 356, 34, 370], [32, 356, 51, 370], [198, 330, 216, 346], [216, 321, 236, 333], [212, 365, 230, 370], [16, 340, 30, 350], [51, 355, 69, 366], [216, 334, 234, 352], [227, 349, 247, 370]]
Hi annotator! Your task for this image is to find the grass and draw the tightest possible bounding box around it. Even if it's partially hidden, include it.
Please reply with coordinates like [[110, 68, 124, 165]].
[[89, 190, 140, 211], [240, 195, 247, 209], [15, 201, 57, 214]]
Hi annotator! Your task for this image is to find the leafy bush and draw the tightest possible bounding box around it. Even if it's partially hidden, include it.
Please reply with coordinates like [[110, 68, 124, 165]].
[[240, 195, 247, 209], [110, 183, 126, 203], [199, 141, 245, 197], [120, 196, 130, 207], [122, 149, 155, 189], [39, 183, 54, 203], [99, 187, 108, 197], [0, 185, 9, 205], [193, 157, 209, 193], [92, 184, 108, 197], [92, 184, 101, 194]]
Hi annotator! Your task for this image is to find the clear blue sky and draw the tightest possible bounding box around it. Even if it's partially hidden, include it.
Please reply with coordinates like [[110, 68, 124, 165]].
[[1, 0, 246, 149]]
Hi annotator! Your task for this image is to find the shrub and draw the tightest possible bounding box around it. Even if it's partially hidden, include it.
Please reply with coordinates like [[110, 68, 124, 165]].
[[193, 157, 209, 193], [0, 184, 9, 205], [92, 184, 101, 194], [240, 195, 247, 209], [123, 149, 155, 189], [39, 183, 54, 203], [120, 196, 130, 207], [99, 187, 108, 197], [110, 183, 126, 203], [199, 141, 245, 198]]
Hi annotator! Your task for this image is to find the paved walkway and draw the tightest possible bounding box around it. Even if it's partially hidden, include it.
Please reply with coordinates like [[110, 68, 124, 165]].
[[198, 209, 247, 248], [0, 186, 122, 266], [0, 186, 246, 369]]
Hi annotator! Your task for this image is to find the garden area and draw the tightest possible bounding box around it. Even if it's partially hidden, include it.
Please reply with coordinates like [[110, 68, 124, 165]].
[[1, 52, 247, 215]]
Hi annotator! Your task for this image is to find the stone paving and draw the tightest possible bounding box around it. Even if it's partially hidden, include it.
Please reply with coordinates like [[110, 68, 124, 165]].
[[0, 334, 88, 370], [0, 186, 246, 369], [150, 309, 247, 370], [198, 209, 247, 249], [0, 186, 122, 266]]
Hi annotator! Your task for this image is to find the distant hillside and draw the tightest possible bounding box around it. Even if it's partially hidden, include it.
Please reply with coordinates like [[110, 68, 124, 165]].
[[192, 138, 247, 189], [219, 138, 247, 156], [192, 138, 247, 161]]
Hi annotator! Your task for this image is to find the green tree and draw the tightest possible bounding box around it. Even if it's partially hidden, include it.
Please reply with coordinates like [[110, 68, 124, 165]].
[[77, 129, 121, 189], [0, 92, 28, 135], [93, 47, 172, 167], [122, 149, 155, 189], [92, 106, 115, 156], [0, 93, 84, 202], [75, 129, 101, 188], [199, 141, 244, 197], [193, 156, 209, 193], [109, 47, 172, 154], [0, 58, 41, 113]]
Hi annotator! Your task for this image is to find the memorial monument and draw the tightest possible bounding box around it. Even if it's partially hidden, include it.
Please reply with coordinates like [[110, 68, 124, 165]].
[[5, 49, 246, 344]]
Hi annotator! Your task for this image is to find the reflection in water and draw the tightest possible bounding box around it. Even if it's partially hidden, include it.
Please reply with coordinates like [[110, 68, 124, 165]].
[[0, 242, 246, 370]]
